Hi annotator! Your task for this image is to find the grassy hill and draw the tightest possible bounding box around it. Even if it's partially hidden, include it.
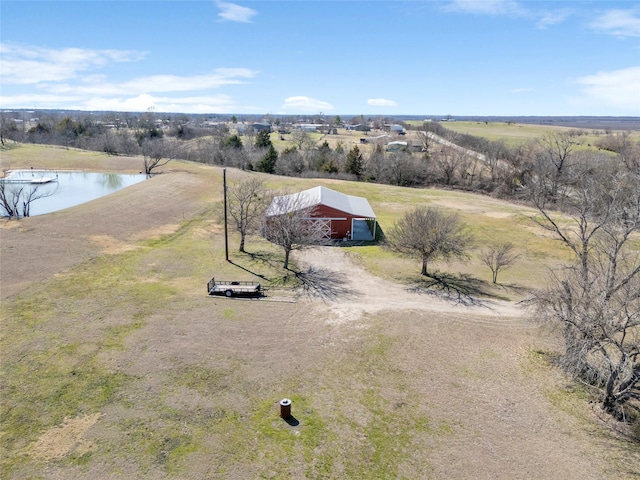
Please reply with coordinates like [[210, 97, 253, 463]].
[[1, 144, 638, 479]]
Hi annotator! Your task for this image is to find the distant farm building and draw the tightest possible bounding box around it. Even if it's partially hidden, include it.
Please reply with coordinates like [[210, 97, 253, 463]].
[[345, 124, 371, 133], [252, 123, 272, 132], [386, 124, 405, 134], [266, 186, 377, 241], [297, 124, 322, 132], [386, 141, 408, 152]]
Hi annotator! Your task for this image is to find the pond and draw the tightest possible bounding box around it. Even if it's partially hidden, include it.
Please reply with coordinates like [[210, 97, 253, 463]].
[[0, 169, 148, 217]]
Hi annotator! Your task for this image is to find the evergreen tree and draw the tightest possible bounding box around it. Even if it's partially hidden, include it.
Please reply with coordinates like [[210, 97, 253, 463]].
[[320, 159, 339, 174], [345, 145, 364, 179], [256, 144, 278, 173], [255, 129, 272, 149], [318, 140, 331, 154], [223, 134, 243, 149]]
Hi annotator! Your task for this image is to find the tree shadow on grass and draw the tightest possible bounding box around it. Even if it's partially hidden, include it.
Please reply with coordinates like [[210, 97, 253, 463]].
[[292, 265, 358, 302], [244, 250, 283, 271], [224, 250, 284, 284], [406, 271, 499, 307], [229, 251, 357, 301], [227, 259, 269, 280]]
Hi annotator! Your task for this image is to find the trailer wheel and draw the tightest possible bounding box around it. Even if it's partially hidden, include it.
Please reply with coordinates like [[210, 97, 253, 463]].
[[225, 290, 233, 298]]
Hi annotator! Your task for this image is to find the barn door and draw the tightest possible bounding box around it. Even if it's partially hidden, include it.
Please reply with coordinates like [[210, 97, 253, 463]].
[[308, 219, 332, 240]]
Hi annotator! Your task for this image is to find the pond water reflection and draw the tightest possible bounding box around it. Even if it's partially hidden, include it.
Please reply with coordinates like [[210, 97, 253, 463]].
[[0, 170, 148, 217]]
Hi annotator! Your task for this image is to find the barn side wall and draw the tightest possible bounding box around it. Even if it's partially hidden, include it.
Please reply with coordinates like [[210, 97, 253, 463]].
[[310, 205, 355, 239]]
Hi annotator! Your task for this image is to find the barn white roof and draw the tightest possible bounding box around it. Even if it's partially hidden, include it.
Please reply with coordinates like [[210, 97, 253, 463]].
[[266, 186, 376, 218]]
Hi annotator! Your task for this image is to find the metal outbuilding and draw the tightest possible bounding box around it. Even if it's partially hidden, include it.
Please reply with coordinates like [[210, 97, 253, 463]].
[[266, 186, 377, 241]]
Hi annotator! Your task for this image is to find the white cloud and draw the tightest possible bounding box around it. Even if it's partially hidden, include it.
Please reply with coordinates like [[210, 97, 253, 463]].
[[536, 10, 569, 29], [119, 69, 257, 93], [281, 96, 334, 112], [0, 42, 260, 113], [0, 92, 245, 113], [575, 67, 640, 110], [446, 1, 571, 29], [81, 94, 241, 114], [0, 43, 146, 85], [367, 98, 397, 107], [216, 1, 257, 23], [445, 0, 525, 16], [40, 68, 257, 96], [589, 9, 640, 37]]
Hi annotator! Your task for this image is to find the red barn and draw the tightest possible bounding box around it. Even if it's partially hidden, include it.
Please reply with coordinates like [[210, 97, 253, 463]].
[[266, 186, 377, 241]]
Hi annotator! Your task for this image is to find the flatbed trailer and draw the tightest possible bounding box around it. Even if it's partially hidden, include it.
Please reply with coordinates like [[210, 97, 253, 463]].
[[207, 277, 261, 297]]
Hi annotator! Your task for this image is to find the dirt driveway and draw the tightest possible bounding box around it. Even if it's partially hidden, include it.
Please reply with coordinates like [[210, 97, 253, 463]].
[[294, 246, 525, 324]]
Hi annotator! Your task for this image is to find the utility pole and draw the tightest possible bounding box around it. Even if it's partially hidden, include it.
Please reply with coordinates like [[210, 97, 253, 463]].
[[223, 168, 229, 262]]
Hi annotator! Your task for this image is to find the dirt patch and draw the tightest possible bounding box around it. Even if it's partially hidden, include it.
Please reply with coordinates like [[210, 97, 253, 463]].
[[294, 247, 525, 324], [28, 413, 102, 460], [89, 235, 139, 255]]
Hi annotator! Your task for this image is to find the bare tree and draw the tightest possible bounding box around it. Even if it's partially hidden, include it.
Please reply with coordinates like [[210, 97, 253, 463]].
[[142, 137, 177, 175], [227, 178, 271, 253], [536, 131, 578, 202], [0, 181, 56, 218], [529, 165, 640, 420], [262, 191, 322, 269], [484, 140, 508, 184], [618, 135, 640, 174], [365, 143, 389, 183], [386, 152, 427, 187], [275, 146, 306, 177], [420, 129, 434, 157], [500, 141, 536, 197], [289, 129, 309, 150], [289, 129, 317, 160], [539, 131, 576, 174], [0, 182, 22, 218], [480, 242, 520, 284], [433, 145, 465, 185], [529, 163, 627, 280], [386, 206, 472, 276]]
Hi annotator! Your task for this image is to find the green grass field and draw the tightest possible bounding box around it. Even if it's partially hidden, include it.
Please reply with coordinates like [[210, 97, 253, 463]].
[[1, 143, 638, 479], [406, 120, 640, 149]]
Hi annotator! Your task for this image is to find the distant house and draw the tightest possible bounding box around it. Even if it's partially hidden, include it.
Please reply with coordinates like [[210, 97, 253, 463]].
[[297, 124, 321, 132], [386, 141, 408, 152], [252, 123, 272, 132], [266, 186, 377, 241], [345, 124, 371, 133]]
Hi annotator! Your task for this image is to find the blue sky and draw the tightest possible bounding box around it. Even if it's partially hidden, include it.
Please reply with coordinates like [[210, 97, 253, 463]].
[[1, 0, 639, 116]]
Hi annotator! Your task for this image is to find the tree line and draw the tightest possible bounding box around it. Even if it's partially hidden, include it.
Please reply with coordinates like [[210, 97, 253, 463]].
[[3, 111, 638, 196]]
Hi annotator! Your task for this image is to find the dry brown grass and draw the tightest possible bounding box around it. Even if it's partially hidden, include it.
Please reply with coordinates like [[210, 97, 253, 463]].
[[1, 145, 638, 479]]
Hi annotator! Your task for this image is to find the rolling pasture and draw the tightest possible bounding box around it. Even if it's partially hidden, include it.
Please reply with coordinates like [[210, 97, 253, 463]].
[[1, 143, 638, 479], [409, 120, 640, 148]]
